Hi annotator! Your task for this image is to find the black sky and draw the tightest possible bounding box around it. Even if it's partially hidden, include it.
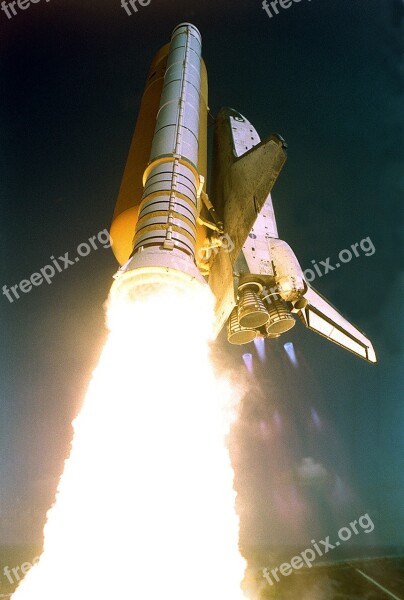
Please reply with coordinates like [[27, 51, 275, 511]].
[[0, 0, 403, 549]]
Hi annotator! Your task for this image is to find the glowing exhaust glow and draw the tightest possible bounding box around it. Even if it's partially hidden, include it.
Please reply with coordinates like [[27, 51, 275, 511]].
[[311, 407, 322, 430], [242, 353, 253, 375], [284, 341, 298, 367], [11, 271, 246, 600], [253, 337, 266, 363]]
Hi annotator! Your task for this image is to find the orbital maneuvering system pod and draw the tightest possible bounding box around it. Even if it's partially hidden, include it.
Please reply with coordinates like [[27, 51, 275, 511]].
[[110, 23, 376, 363]]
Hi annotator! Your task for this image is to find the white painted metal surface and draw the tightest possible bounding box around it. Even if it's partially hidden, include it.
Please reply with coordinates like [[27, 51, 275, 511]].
[[134, 23, 202, 260]]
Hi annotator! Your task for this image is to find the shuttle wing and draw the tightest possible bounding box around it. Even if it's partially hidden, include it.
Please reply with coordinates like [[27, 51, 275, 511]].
[[296, 286, 377, 363]]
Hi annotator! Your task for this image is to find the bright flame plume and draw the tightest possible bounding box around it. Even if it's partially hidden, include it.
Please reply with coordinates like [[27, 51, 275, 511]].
[[12, 273, 246, 600]]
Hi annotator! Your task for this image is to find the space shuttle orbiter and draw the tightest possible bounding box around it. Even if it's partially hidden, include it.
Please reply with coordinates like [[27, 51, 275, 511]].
[[110, 23, 376, 363]]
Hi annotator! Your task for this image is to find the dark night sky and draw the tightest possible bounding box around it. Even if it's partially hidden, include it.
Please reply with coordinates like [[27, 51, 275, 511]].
[[0, 0, 403, 550]]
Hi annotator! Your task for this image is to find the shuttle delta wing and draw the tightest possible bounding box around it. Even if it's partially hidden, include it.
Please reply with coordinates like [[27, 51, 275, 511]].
[[296, 285, 377, 363], [209, 108, 287, 333]]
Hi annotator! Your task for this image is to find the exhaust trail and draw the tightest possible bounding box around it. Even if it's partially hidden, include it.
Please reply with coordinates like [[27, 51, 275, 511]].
[[11, 278, 247, 600]]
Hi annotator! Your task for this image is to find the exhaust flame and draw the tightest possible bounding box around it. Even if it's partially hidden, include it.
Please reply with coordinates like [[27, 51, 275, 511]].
[[12, 274, 246, 600]]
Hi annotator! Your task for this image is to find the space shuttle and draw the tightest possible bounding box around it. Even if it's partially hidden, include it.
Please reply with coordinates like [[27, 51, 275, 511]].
[[110, 23, 376, 363]]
